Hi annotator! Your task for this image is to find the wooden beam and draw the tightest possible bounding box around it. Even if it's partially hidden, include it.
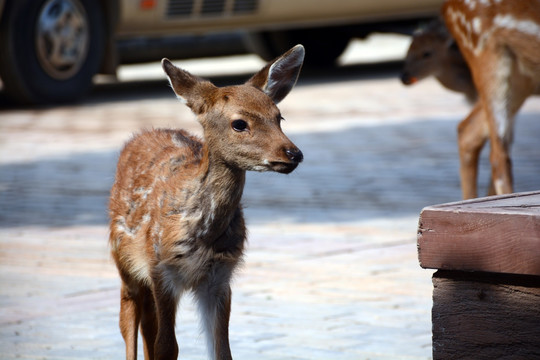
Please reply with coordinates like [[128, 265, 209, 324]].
[[432, 270, 540, 359], [418, 191, 540, 276]]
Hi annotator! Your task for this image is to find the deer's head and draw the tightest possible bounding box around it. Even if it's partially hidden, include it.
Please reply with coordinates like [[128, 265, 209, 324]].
[[401, 19, 454, 85], [162, 45, 305, 174]]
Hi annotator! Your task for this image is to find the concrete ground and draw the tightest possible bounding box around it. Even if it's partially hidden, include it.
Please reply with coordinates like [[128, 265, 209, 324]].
[[1, 35, 540, 359]]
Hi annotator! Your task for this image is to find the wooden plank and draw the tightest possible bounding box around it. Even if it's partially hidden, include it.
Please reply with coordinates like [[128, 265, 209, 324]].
[[418, 191, 540, 276], [424, 191, 540, 215], [432, 270, 540, 360]]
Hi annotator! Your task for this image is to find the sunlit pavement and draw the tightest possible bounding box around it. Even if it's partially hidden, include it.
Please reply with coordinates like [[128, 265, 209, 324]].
[[1, 35, 540, 359]]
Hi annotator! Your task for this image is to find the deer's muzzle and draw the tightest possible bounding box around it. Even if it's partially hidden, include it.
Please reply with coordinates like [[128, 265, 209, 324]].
[[270, 147, 303, 174]]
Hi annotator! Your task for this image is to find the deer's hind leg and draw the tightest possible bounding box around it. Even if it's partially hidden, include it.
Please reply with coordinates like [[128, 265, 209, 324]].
[[119, 282, 143, 360], [473, 50, 535, 196], [140, 286, 158, 360]]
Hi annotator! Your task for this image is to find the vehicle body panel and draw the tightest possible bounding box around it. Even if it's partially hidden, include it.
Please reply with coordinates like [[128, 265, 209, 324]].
[[0, 0, 444, 104], [116, 0, 443, 37]]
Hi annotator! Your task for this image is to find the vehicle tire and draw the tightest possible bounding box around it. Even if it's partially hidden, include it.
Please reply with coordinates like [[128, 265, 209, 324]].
[[248, 27, 350, 68], [0, 0, 105, 104]]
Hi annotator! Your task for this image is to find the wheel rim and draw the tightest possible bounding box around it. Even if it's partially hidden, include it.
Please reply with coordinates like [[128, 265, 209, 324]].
[[35, 0, 89, 80]]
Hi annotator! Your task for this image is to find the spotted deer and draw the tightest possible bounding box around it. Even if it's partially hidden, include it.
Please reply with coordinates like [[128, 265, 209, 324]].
[[401, 18, 477, 103], [108, 45, 305, 360], [403, 10, 540, 198], [442, 0, 540, 199]]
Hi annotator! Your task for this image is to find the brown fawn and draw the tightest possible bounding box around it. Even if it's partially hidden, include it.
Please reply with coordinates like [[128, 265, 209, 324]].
[[442, 0, 540, 199], [109, 45, 305, 360], [403, 11, 540, 199], [401, 18, 477, 103]]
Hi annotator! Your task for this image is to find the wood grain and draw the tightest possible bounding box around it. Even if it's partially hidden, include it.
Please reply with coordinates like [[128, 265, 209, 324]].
[[418, 191, 540, 276], [432, 270, 540, 360]]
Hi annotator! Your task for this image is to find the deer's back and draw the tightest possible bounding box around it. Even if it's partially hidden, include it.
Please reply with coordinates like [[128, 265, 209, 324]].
[[109, 129, 208, 283], [110, 128, 205, 230]]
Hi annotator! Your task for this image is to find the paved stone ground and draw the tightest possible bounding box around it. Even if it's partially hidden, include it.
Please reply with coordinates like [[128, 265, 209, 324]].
[[1, 37, 540, 360]]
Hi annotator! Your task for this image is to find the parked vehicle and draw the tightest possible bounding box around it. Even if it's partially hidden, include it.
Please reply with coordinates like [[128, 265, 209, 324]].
[[0, 0, 442, 104]]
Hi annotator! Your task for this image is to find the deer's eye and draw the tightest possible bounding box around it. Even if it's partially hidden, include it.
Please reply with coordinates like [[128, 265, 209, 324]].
[[422, 51, 432, 59], [231, 119, 248, 132]]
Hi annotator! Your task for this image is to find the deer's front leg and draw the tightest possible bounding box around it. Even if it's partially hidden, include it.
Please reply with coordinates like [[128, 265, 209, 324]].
[[140, 286, 158, 360], [457, 102, 488, 199], [195, 272, 234, 360], [152, 270, 180, 360], [484, 72, 535, 195]]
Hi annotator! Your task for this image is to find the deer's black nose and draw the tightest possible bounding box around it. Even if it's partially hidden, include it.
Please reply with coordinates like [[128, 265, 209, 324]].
[[400, 72, 417, 85], [400, 72, 411, 85], [285, 148, 303, 163]]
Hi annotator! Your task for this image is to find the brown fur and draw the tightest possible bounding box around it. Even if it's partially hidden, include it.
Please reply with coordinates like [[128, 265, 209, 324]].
[[109, 45, 305, 360], [401, 18, 477, 103], [443, 0, 540, 198]]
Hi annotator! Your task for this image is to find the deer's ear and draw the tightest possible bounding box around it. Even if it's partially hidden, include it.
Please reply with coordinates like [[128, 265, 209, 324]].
[[162, 58, 198, 103], [247, 44, 304, 104], [162, 58, 217, 114]]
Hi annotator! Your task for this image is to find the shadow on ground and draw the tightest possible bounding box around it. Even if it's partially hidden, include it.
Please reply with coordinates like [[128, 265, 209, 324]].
[[1, 113, 539, 228]]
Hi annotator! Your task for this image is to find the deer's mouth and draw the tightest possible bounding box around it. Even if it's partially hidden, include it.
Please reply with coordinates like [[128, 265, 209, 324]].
[[270, 161, 299, 174], [400, 73, 418, 85]]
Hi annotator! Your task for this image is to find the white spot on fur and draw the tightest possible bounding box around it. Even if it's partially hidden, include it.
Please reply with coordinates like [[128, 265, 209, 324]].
[[464, 0, 476, 10], [252, 165, 268, 172], [472, 17, 482, 34], [142, 213, 151, 223], [115, 218, 133, 238], [491, 53, 513, 140], [494, 178, 505, 194], [448, 8, 476, 52], [251, 159, 271, 172], [131, 258, 151, 285], [494, 14, 540, 40], [449, 7, 540, 56]]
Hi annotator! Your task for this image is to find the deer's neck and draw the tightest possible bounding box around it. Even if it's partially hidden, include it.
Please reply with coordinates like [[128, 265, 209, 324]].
[[203, 150, 246, 214], [187, 146, 246, 244]]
